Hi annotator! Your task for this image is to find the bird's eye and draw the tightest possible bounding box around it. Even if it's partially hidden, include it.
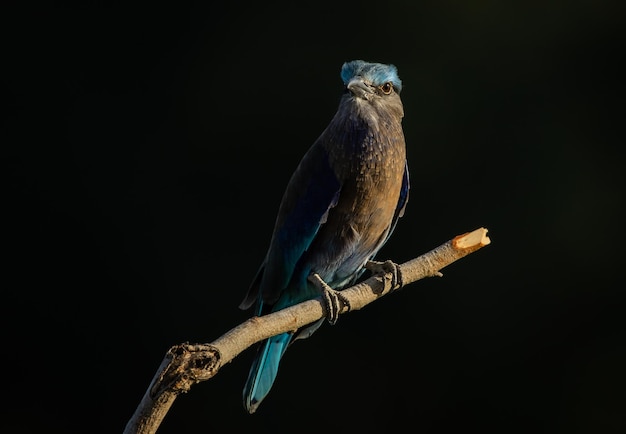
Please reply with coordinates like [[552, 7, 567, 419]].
[[380, 82, 393, 95]]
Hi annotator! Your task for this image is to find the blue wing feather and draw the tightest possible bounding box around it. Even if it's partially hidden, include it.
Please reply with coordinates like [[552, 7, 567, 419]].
[[239, 144, 341, 311], [385, 160, 410, 243]]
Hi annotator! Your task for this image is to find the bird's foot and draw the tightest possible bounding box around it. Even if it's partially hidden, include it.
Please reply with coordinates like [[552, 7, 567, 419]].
[[308, 273, 350, 325], [365, 259, 403, 293]]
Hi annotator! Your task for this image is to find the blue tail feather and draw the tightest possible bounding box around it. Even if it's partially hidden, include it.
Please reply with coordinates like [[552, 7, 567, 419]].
[[243, 332, 293, 413]]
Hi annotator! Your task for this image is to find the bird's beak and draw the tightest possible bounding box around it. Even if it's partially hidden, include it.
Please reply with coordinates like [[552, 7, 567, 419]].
[[347, 77, 373, 100]]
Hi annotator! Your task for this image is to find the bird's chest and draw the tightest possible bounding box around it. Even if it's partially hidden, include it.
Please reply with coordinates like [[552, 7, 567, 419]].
[[336, 116, 405, 189], [344, 139, 404, 211], [323, 117, 406, 239], [316, 149, 403, 285], [327, 151, 402, 246]]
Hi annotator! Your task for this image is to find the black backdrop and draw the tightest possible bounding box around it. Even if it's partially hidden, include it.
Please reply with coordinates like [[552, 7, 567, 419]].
[[4, 2, 625, 433]]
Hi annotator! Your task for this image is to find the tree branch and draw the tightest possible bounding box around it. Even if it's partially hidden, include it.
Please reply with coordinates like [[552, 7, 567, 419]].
[[123, 227, 491, 434]]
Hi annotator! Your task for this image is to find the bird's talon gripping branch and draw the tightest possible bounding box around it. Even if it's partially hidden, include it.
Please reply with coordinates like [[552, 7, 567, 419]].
[[365, 259, 403, 291], [308, 273, 351, 325]]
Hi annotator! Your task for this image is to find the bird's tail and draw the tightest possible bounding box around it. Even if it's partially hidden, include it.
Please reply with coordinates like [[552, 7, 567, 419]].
[[243, 331, 293, 414]]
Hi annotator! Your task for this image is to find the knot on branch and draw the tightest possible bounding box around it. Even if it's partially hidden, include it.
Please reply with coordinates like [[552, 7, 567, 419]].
[[150, 343, 221, 398]]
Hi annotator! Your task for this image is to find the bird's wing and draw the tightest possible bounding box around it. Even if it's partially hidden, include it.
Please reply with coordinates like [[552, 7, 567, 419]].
[[392, 162, 411, 224], [387, 160, 410, 238], [239, 144, 341, 311]]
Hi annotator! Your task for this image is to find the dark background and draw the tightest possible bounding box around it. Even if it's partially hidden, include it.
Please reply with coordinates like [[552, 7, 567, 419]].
[[4, 1, 625, 433]]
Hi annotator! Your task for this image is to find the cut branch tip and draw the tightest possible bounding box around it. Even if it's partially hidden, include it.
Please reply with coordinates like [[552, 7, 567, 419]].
[[453, 227, 491, 251]]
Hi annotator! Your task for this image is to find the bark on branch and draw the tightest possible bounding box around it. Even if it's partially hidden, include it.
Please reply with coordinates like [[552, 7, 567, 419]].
[[124, 227, 491, 434]]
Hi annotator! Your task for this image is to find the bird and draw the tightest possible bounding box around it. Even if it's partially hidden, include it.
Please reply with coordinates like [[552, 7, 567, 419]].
[[238, 59, 410, 414]]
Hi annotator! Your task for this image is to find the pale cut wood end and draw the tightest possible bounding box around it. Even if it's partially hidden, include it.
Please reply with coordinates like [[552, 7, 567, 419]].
[[453, 227, 491, 249]]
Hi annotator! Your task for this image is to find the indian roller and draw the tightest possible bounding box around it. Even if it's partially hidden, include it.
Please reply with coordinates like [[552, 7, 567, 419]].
[[239, 60, 410, 414]]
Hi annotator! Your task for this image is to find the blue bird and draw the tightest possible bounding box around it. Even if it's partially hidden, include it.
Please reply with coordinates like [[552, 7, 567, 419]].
[[239, 60, 410, 414]]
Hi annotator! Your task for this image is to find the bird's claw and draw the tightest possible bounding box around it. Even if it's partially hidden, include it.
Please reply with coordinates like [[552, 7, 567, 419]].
[[323, 288, 351, 325], [365, 259, 403, 292], [308, 273, 350, 325]]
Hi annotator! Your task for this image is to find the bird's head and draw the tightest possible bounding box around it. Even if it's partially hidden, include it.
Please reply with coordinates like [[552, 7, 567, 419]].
[[341, 60, 402, 101], [339, 60, 404, 122]]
